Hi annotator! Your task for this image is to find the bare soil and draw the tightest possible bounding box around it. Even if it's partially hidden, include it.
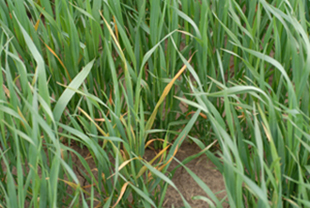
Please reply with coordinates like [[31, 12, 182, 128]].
[[1, 141, 228, 208], [70, 141, 228, 208], [152, 142, 228, 208]]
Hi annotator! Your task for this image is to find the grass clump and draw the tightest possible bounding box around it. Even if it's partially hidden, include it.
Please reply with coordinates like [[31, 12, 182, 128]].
[[1, 0, 310, 207]]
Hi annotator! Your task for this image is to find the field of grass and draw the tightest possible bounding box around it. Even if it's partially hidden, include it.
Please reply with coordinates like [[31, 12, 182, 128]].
[[1, 0, 310, 207]]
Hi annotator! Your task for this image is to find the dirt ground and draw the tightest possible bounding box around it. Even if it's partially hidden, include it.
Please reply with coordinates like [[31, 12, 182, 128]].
[[150, 142, 228, 208], [1, 141, 228, 208], [70, 141, 228, 208]]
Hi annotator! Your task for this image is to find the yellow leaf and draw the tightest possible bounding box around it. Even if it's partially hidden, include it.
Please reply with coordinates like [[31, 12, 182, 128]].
[[34, 14, 42, 31], [145, 53, 195, 135], [112, 182, 130, 208]]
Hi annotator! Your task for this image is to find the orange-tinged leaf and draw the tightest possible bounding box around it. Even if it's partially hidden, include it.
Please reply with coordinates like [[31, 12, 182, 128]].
[[91, 168, 98, 172], [2, 84, 10, 98], [60, 149, 64, 159], [145, 138, 170, 149], [100, 11, 127, 73], [145, 53, 195, 134], [95, 202, 103, 208], [112, 182, 129, 208], [136, 144, 171, 179], [40, 38, 72, 81], [112, 16, 119, 42], [34, 14, 42, 31], [157, 144, 179, 172], [118, 158, 136, 171], [199, 112, 207, 119], [186, 111, 207, 119], [107, 157, 138, 179], [78, 107, 108, 137], [82, 184, 95, 189], [148, 144, 171, 165], [94, 118, 110, 122], [101, 173, 106, 182]]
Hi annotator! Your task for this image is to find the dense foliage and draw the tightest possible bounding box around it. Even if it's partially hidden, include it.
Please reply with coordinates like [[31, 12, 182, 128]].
[[1, 0, 310, 207]]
